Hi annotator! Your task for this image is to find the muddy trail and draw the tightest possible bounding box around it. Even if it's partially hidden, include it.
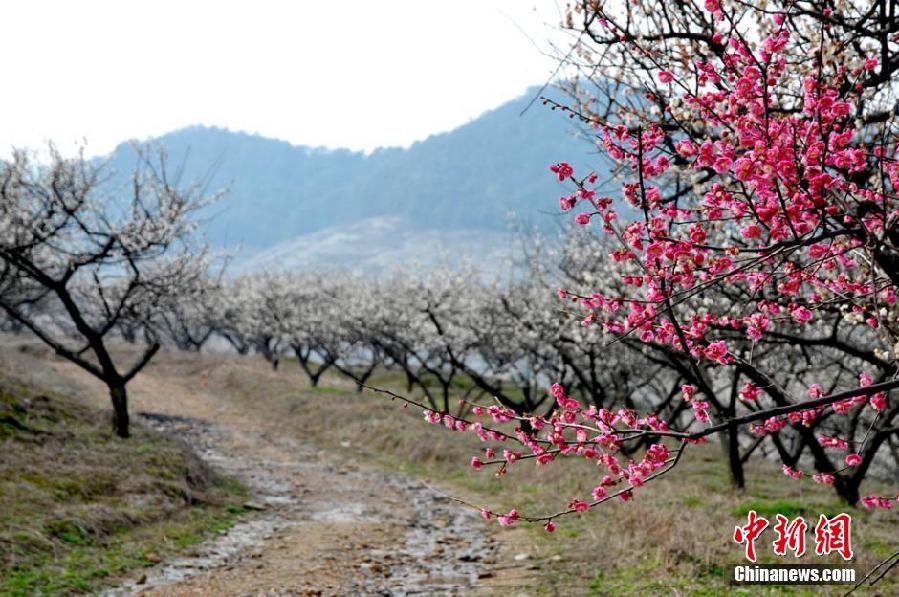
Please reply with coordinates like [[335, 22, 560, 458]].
[[0, 344, 535, 595], [107, 411, 501, 596]]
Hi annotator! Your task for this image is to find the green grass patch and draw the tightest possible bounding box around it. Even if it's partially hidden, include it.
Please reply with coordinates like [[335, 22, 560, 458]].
[[682, 496, 706, 509], [0, 379, 248, 595], [732, 499, 808, 519], [732, 499, 844, 520]]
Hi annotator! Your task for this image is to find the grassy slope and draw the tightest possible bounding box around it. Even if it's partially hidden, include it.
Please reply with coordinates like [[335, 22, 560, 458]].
[[0, 379, 247, 595], [203, 359, 897, 597]]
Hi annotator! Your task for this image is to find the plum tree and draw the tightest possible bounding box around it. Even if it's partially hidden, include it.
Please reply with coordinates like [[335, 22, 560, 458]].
[[0, 146, 214, 437]]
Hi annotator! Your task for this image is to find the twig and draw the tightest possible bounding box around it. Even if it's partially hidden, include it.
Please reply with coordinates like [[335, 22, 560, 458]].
[[843, 550, 899, 596]]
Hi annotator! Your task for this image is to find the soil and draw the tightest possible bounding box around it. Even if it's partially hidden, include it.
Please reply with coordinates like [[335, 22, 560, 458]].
[[7, 346, 536, 596], [107, 412, 498, 595]]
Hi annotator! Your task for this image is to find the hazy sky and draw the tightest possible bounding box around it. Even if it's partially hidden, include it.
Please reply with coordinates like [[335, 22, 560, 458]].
[[3, 1, 562, 156]]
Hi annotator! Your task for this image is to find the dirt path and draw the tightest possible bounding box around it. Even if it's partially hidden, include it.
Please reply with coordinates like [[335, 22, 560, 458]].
[[107, 412, 498, 595], [1, 345, 528, 596]]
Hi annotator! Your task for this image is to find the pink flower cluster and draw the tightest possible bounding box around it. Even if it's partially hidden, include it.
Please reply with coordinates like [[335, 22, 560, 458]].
[[550, 12, 898, 371], [428, 382, 682, 527], [542, 1, 899, 515], [860, 496, 896, 510]]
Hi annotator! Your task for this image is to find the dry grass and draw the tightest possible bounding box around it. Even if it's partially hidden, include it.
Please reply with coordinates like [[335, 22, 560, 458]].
[[0, 374, 247, 595], [1, 340, 895, 596], [177, 354, 898, 596]]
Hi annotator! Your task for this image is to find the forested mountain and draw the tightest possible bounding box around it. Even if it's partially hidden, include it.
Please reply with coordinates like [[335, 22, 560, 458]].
[[105, 86, 606, 266]]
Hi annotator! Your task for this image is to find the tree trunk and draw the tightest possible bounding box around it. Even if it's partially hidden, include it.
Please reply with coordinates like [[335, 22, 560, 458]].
[[294, 346, 325, 386], [355, 364, 377, 393], [727, 422, 745, 489], [121, 326, 138, 344], [442, 383, 451, 414], [109, 382, 130, 438], [834, 478, 860, 506]]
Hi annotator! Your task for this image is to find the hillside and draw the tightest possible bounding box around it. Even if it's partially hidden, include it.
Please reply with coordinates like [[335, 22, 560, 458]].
[[231, 216, 516, 274], [104, 87, 603, 262], [0, 345, 247, 595]]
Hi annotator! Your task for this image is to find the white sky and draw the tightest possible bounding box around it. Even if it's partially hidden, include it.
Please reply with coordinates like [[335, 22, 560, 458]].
[[3, 1, 563, 156]]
